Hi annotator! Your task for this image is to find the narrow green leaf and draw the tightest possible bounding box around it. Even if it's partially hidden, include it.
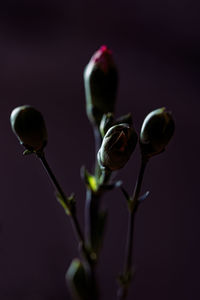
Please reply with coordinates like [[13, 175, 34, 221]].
[[88, 175, 98, 192], [138, 191, 150, 202], [56, 192, 71, 215], [23, 149, 33, 155], [81, 166, 98, 192]]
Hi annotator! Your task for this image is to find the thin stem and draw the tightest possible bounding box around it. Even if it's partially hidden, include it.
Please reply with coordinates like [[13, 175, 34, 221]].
[[37, 151, 91, 264], [118, 157, 148, 300], [83, 126, 107, 300], [124, 211, 134, 282], [85, 188, 100, 252], [84, 125, 104, 251]]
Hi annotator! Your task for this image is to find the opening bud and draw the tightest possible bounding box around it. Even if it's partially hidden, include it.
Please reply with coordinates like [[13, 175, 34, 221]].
[[10, 105, 47, 152], [98, 123, 138, 171], [84, 45, 118, 126], [140, 107, 175, 158]]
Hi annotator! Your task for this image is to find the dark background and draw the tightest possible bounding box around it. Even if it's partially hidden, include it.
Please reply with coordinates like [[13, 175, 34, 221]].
[[0, 1, 199, 299]]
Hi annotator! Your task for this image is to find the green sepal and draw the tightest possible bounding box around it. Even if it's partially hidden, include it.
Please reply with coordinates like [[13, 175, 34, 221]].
[[56, 192, 76, 216], [115, 113, 133, 126], [81, 166, 98, 193], [66, 258, 91, 300], [99, 112, 114, 137], [23, 149, 34, 155]]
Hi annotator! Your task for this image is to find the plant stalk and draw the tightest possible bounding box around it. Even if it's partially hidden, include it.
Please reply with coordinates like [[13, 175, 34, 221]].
[[37, 151, 91, 265], [117, 157, 148, 300]]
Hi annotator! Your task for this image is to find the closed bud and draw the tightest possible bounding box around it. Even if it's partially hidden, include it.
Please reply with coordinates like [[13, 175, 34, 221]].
[[10, 105, 47, 152], [84, 45, 118, 126], [140, 107, 175, 158], [66, 259, 91, 300], [98, 123, 138, 171]]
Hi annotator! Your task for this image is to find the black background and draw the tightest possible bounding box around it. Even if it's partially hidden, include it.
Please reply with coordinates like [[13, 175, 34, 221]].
[[0, 1, 199, 299]]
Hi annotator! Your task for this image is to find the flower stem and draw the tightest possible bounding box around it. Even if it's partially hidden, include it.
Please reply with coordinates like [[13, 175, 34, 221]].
[[36, 151, 91, 265], [38, 152, 99, 300], [85, 188, 100, 253], [117, 157, 148, 300]]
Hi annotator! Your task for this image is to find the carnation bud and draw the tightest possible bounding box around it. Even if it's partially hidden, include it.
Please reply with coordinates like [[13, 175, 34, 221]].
[[98, 123, 138, 171], [84, 45, 118, 126], [10, 105, 47, 152], [140, 107, 175, 158], [66, 259, 92, 300]]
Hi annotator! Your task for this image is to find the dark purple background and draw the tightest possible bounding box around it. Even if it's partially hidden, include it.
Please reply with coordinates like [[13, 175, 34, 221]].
[[0, 1, 199, 299]]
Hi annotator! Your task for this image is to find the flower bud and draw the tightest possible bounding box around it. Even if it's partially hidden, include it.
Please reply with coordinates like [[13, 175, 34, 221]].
[[140, 107, 175, 158], [10, 105, 47, 151], [98, 123, 138, 171], [66, 259, 91, 300], [84, 45, 118, 126]]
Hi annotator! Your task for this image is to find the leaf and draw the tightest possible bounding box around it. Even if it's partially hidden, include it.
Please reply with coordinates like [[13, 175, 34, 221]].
[[23, 149, 33, 155], [81, 166, 98, 192], [88, 176, 98, 192], [138, 191, 150, 202], [56, 192, 72, 216]]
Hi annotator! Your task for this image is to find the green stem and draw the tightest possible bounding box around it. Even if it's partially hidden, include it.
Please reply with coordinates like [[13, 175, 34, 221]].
[[84, 126, 111, 299], [85, 168, 111, 254], [117, 157, 148, 300], [85, 188, 100, 254], [84, 125, 104, 251], [37, 151, 91, 265]]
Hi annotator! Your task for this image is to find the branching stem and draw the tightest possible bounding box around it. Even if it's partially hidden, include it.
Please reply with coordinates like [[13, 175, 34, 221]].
[[37, 151, 92, 265], [117, 157, 148, 300]]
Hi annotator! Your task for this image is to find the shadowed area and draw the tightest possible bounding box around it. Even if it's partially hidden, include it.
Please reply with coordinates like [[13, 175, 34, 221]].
[[0, 1, 199, 299]]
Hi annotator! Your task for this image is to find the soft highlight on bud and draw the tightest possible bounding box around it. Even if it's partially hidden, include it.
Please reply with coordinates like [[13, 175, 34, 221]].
[[140, 107, 175, 158], [98, 123, 138, 171], [84, 45, 118, 126], [10, 105, 47, 152]]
